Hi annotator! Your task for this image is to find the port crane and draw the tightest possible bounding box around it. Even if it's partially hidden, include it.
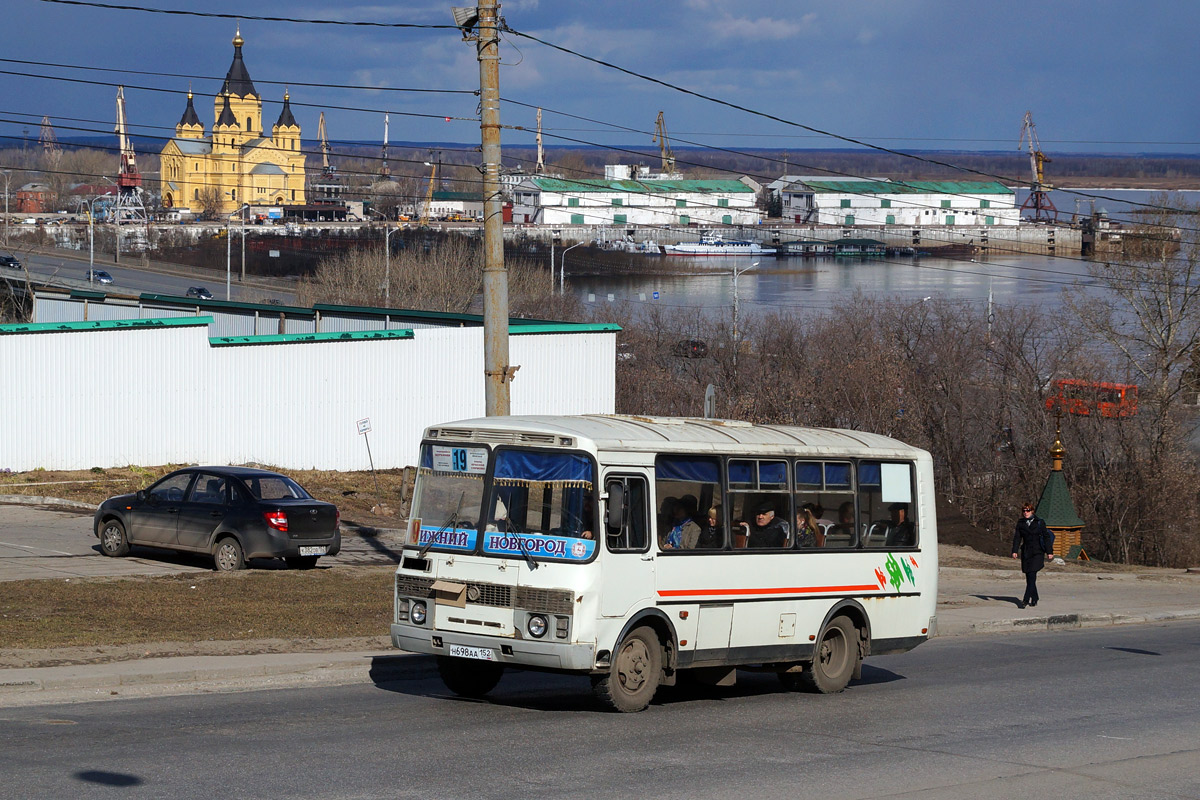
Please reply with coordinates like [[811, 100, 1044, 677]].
[[112, 86, 147, 229], [653, 111, 675, 175], [39, 116, 61, 168], [317, 112, 334, 177], [1018, 111, 1057, 222], [418, 150, 438, 225]]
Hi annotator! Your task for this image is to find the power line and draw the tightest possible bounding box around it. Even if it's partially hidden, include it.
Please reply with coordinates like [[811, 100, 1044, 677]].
[[0, 57, 476, 96], [37, 0, 459, 30], [1, 47, 1193, 229]]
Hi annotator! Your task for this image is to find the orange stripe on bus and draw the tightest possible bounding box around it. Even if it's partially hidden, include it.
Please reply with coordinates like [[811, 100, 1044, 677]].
[[658, 585, 881, 598]]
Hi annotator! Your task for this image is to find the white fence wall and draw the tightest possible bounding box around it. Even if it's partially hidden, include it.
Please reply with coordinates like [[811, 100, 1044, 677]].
[[0, 320, 616, 471]]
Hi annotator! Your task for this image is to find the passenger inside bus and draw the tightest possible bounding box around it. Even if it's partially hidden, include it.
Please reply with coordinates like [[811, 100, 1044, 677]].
[[698, 504, 723, 549], [743, 500, 789, 548], [825, 501, 857, 547], [663, 495, 703, 549], [796, 503, 824, 548], [885, 503, 915, 547]]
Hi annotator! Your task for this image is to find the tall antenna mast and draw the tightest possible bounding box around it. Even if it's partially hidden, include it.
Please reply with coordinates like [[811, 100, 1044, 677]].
[[380, 112, 390, 178], [318, 111, 333, 176], [535, 107, 544, 174]]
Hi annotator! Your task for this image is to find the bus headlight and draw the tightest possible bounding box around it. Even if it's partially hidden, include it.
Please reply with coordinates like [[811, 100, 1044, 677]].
[[527, 614, 548, 638], [396, 599, 410, 622], [411, 601, 428, 625]]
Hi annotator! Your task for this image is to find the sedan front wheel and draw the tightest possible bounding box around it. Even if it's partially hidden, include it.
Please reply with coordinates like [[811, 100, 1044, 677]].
[[99, 519, 130, 557]]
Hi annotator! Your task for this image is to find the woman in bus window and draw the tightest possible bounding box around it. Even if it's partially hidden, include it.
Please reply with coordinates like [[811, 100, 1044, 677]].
[[797, 503, 824, 548]]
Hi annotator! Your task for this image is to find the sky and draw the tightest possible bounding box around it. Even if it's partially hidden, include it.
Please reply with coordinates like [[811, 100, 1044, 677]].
[[2, 0, 1198, 175]]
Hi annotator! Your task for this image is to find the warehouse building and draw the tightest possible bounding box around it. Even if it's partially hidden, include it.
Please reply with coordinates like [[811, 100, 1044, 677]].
[[512, 172, 762, 226], [781, 179, 1019, 226]]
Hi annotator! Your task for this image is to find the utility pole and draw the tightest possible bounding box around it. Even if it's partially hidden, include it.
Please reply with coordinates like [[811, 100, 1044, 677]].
[[456, 0, 511, 416], [731, 260, 759, 370]]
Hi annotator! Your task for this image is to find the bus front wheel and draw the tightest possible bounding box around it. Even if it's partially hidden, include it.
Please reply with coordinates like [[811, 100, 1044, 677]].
[[436, 656, 504, 698], [803, 616, 859, 694], [592, 626, 663, 712]]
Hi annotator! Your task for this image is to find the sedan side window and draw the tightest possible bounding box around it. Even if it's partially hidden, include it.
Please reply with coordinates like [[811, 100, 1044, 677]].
[[188, 473, 228, 505], [148, 473, 194, 503]]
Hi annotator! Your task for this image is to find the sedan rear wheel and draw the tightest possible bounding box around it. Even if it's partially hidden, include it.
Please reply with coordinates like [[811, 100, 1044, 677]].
[[214, 537, 245, 572], [99, 519, 130, 557]]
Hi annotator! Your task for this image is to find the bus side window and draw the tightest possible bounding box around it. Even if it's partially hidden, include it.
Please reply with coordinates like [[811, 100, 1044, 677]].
[[606, 476, 648, 552], [656, 455, 723, 551], [858, 461, 917, 549]]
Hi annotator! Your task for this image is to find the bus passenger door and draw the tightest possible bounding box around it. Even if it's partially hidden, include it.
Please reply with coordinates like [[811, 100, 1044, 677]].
[[600, 473, 655, 618]]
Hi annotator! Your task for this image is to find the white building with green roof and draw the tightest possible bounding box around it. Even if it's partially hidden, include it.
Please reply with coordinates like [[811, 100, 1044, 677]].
[[512, 175, 761, 227], [782, 179, 1019, 227]]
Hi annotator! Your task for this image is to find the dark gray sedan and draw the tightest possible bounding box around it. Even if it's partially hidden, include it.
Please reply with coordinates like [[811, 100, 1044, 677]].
[[93, 467, 341, 571]]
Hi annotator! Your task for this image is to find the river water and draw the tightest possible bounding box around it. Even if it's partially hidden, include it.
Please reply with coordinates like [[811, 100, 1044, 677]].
[[572, 189, 1200, 317], [571, 251, 1101, 316]]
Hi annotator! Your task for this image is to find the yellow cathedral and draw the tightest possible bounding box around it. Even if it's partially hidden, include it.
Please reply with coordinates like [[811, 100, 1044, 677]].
[[160, 29, 306, 215]]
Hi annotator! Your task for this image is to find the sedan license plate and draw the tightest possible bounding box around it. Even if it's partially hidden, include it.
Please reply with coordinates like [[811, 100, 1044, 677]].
[[448, 644, 496, 661], [298, 546, 327, 556]]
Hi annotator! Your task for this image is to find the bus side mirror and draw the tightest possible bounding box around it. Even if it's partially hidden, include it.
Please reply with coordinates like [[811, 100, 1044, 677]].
[[605, 482, 625, 531]]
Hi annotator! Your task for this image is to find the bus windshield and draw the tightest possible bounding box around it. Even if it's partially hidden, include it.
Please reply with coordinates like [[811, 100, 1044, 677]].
[[411, 444, 489, 554], [481, 449, 598, 562]]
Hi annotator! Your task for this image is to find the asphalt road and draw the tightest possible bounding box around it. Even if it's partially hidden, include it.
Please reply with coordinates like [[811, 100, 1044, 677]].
[[2, 622, 1197, 800], [0, 506, 399, 581], [5, 247, 296, 304]]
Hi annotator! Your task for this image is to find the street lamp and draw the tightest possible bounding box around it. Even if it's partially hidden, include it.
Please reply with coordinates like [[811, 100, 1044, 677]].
[[226, 203, 249, 301], [86, 196, 105, 280], [560, 241, 584, 295], [731, 260, 759, 368], [2, 170, 10, 247], [366, 208, 395, 306]]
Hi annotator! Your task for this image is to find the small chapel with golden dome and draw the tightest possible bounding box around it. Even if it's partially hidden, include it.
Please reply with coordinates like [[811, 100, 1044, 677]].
[[160, 29, 306, 215]]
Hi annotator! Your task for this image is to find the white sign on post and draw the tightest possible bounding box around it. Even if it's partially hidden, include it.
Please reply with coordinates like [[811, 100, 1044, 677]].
[[357, 418, 372, 435]]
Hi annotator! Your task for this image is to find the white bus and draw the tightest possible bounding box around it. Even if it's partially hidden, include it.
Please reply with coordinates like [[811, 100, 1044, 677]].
[[391, 415, 937, 712]]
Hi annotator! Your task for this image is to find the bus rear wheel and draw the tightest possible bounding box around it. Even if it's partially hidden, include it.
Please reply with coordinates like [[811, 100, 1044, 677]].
[[436, 656, 504, 698], [592, 626, 662, 712], [802, 616, 859, 694]]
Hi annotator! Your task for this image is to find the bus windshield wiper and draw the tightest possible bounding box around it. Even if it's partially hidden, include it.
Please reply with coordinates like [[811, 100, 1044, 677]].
[[419, 491, 464, 558], [505, 520, 539, 570]]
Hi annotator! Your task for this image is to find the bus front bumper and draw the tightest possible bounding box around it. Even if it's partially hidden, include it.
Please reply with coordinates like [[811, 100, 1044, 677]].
[[391, 623, 597, 672]]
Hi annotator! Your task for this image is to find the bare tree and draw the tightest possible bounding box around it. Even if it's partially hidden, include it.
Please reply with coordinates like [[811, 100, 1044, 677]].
[[196, 186, 222, 220]]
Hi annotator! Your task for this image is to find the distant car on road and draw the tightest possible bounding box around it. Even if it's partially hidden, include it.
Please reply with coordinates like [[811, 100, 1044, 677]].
[[185, 286, 214, 300], [672, 339, 709, 358], [1, 255, 22, 270], [94, 466, 341, 571], [84, 269, 113, 284]]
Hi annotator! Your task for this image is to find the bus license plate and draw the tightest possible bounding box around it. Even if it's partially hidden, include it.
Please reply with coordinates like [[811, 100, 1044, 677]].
[[448, 644, 496, 661], [299, 546, 327, 556]]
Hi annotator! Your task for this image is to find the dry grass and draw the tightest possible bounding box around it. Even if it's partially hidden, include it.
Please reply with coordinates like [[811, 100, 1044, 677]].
[[0, 465, 412, 528], [0, 566, 395, 651]]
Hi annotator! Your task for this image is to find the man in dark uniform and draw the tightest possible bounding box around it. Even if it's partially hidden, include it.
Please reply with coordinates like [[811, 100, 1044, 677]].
[[1011, 503, 1052, 608], [746, 500, 789, 548]]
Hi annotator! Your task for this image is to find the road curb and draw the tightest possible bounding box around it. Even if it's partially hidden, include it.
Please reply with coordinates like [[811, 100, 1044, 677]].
[[0, 494, 95, 511], [0, 651, 436, 708], [947, 608, 1200, 636]]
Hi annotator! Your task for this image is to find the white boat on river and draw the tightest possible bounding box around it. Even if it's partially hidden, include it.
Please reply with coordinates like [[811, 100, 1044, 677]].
[[663, 234, 776, 256]]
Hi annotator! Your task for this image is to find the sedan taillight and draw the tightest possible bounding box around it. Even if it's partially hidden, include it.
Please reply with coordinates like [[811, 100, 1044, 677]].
[[263, 510, 288, 532]]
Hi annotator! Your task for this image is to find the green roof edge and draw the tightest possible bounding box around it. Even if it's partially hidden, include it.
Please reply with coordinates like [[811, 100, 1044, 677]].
[[210, 329, 415, 347], [0, 316, 213, 335], [141, 294, 315, 316], [509, 322, 622, 335]]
